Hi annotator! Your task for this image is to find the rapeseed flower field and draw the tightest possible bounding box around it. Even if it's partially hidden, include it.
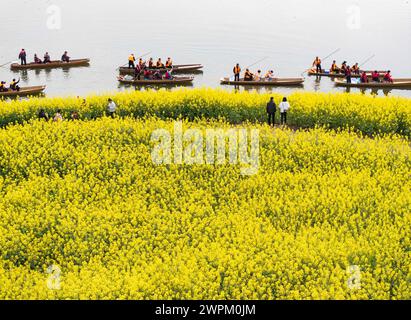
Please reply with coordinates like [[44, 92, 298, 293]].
[[0, 113, 409, 299]]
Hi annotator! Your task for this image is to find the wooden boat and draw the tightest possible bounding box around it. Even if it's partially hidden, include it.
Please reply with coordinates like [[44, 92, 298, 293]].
[[117, 75, 194, 85], [0, 85, 46, 97], [10, 59, 90, 70], [119, 64, 203, 75], [220, 77, 304, 86], [308, 69, 387, 78], [334, 78, 411, 89]]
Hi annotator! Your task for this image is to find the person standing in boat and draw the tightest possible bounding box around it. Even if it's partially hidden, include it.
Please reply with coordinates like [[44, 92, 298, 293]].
[[18, 49, 27, 65], [233, 63, 241, 82], [134, 63, 142, 80], [345, 66, 352, 83], [128, 54, 135, 69], [312, 56, 322, 73], [62, 51, 70, 63], [279, 97, 290, 125], [266, 97, 277, 126], [9, 78, 20, 91], [34, 54, 42, 64], [166, 57, 173, 68], [43, 52, 51, 63]]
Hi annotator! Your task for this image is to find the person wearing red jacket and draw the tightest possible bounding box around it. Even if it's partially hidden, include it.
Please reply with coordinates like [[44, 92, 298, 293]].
[[383, 70, 393, 83]]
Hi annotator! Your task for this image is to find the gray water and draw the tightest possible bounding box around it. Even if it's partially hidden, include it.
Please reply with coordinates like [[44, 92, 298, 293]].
[[1, 0, 410, 98]]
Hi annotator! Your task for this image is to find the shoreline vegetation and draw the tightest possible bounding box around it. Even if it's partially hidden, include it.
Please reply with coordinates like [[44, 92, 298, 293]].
[[0, 89, 410, 138]]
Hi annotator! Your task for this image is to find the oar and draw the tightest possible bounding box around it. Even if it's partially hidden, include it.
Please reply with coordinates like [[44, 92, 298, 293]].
[[117, 51, 152, 70], [227, 57, 269, 81], [0, 60, 17, 69], [358, 54, 375, 70], [301, 48, 341, 75]]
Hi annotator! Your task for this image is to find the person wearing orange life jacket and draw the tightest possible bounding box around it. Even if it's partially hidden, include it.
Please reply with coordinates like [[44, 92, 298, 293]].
[[312, 56, 322, 73], [360, 71, 369, 83], [165, 57, 173, 68], [233, 63, 241, 81], [244, 69, 253, 81], [351, 63, 360, 75], [156, 58, 164, 68], [128, 54, 136, 69], [139, 58, 145, 68], [383, 70, 393, 83], [147, 58, 154, 69], [330, 60, 340, 73]]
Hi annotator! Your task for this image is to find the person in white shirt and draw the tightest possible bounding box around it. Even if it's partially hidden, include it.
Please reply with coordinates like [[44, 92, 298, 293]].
[[53, 109, 63, 122], [279, 97, 290, 124], [107, 98, 117, 118]]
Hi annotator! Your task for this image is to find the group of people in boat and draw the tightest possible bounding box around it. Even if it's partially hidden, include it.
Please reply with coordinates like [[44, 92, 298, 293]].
[[18, 49, 71, 65], [0, 78, 20, 92], [311, 56, 394, 84], [233, 63, 276, 82], [127, 55, 175, 80]]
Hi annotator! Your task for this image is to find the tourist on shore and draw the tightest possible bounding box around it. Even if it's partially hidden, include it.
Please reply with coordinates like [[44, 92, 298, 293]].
[[18, 49, 27, 65], [266, 97, 277, 126], [71, 110, 80, 120], [107, 98, 117, 118], [53, 109, 63, 122], [233, 63, 241, 82], [38, 109, 49, 121], [279, 97, 290, 125]]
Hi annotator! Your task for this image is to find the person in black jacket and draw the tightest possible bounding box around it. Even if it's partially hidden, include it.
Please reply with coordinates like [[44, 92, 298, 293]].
[[18, 49, 27, 65], [266, 97, 276, 126]]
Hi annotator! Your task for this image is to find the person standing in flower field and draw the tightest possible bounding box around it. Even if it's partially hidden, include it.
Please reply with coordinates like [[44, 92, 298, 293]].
[[279, 97, 290, 125], [107, 98, 117, 118], [266, 97, 277, 126]]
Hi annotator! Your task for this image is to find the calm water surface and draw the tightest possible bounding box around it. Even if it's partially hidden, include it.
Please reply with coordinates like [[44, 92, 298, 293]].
[[1, 0, 410, 98]]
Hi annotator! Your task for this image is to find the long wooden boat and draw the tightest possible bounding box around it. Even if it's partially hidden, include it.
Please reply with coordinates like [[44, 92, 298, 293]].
[[0, 85, 46, 97], [308, 70, 387, 78], [334, 78, 411, 89], [10, 59, 90, 70], [119, 64, 203, 75], [220, 77, 304, 86], [117, 75, 194, 85]]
